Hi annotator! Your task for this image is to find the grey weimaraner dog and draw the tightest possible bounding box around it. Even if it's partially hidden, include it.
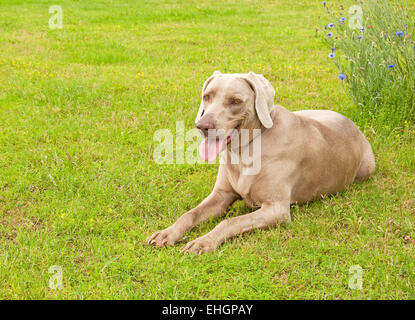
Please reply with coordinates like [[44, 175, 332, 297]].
[[147, 71, 375, 255]]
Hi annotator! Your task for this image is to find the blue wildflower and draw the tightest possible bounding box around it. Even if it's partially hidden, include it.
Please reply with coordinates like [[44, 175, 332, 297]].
[[388, 64, 395, 68], [328, 52, 336, 58], [328, 23, 335, 28], [331, 47, 335, 52], [395, 31, 404, 37], [327, 32, 333, 37], [338, 73, 346, 80], [357, 35, 362, 41], [323, 1, 326, 6], [361, 28, 365, 33], [339, 17, 346, 22]]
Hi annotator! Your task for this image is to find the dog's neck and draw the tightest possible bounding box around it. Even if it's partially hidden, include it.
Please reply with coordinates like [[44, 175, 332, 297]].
[[227, 105, 278, 152]]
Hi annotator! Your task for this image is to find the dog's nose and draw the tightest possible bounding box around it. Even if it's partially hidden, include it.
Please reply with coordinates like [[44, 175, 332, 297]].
[[196, 118, 215, 135]]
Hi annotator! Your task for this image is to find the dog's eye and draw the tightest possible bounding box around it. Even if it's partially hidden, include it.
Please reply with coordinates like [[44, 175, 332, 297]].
[[230, 98, 242, 105], [203, 94, 210, 102]]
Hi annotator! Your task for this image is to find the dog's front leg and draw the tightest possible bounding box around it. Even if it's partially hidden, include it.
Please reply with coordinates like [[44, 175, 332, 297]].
[[147, 188, 238, 247], [181, 200, 291, 255]]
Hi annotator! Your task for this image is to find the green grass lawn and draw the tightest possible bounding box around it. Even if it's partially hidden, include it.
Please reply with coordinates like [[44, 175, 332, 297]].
[[0, 0, 414, 299]]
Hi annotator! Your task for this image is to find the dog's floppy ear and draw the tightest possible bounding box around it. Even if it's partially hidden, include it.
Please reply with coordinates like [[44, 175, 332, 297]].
[[243, 71, 275, 129], [195, 71, 221, 124]]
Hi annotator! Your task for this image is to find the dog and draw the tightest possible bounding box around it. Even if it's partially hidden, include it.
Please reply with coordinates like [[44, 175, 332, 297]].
[[147, 71, 375, 255]]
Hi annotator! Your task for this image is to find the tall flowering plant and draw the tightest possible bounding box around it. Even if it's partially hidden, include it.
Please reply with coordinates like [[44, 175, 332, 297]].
[[321, 0, 415, 128]]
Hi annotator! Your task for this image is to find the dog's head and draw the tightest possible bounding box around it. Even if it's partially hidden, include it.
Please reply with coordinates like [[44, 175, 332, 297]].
[[195, 71, 275, 162]]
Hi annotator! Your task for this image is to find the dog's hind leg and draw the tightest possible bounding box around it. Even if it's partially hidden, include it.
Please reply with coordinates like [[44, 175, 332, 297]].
[[355, 138, 375, 182]]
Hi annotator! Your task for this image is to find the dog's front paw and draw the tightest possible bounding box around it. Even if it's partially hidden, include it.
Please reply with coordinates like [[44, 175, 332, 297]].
[[147, 226, 182, 247], [181, 235, 217, 255]]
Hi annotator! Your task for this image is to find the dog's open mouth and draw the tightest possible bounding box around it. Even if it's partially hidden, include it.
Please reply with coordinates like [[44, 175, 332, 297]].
[[199, 128, 238, 162]]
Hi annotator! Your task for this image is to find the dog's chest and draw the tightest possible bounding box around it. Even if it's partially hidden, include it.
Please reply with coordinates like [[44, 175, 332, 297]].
[[224, 164, 259, 208]]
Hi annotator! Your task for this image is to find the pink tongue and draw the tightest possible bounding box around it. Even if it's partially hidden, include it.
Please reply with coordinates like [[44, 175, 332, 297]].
[[199, 138, 225, 162]]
